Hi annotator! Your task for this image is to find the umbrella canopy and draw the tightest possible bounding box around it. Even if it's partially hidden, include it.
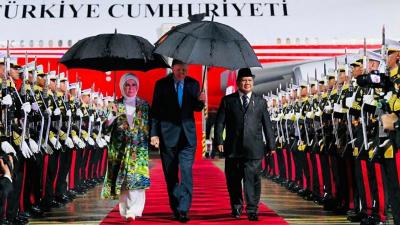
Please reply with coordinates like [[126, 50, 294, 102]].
[[154, 19, 261, 70], [60, 32, 169, 72]]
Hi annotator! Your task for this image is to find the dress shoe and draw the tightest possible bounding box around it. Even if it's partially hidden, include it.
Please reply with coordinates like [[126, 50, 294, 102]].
[[172, 211, 180, 221], [28, 206, 44, 218], [303, 191, 314, 201], [11, 216, 28, 225], [297, 188, 306, 196], [125, 216, 135, 222], [313, 196, 323, 205], [346, 211, 364, 222], [66, 190, 77, 199], [179, 212, 190, 223], [55, 197, 69, 205], [231, 208, 242, 219], [18, 211, 31, 219], [360, 216, 383, 225], [248, 214, 259, 221], [41, 199, 64, 210], [0, 218, 10, 225]]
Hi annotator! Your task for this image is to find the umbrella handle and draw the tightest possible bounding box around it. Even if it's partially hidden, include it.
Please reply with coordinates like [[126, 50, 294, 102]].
[[200, 66, 208, 92]]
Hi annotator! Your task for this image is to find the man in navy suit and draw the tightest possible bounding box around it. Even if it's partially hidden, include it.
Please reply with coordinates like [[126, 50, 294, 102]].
[[214, 68, 275, 221], [150, 59, 205, 223]]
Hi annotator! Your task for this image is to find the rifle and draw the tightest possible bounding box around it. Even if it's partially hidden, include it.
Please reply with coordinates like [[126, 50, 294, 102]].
[[30, 59, 45, 152], [87, 84, 95, 137]]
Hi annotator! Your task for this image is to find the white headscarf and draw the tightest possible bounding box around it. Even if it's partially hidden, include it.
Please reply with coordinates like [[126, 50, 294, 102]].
[[120, 73, 139, 128], [119, 73, 139, 104]]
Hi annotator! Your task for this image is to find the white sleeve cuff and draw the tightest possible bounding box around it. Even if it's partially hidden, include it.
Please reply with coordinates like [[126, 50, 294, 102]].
[[3, 174, 12, 183]]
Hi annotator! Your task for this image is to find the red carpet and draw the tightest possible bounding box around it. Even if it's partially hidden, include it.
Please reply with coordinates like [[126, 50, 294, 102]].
[[100, 159, 289, 224]]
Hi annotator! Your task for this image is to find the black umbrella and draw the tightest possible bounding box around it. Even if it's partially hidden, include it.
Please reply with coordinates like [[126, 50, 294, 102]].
[[59, 32, 169, 72], [59, 31, 169, 99], [154, 15, 261, 70]]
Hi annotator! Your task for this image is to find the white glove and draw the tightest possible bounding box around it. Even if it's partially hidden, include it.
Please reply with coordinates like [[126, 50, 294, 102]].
[[78, 139, 86, 148], [89, 115, 94, 122], [384, 91, 393, 101], [21, 141, 33, 158], [76, 109, 83, 118], [104, 135, 110, 143], [315, 110, 322, 117], [72, 135, 80, 145], [21, 102, 32, 113], [50, 136, 61, 150], [65, 137, 74, 149], [29, 138, 39, 154], [96, 117, 101, 122], [363, 95, 375, 105], [96, 138, 104, 148], [345, 97, 354, 108], [31, 102, 40, 111], [333, 103, 342, 113], [66, 110, 72, 117], [1, 94, 12, 106], [1, 141, 16, 156], [72, 136, 84, 148], [100, 138, 107, 146], [306, 111, 314, 119], [324, 105, 332, 113], [88, 137, 95, 146], [295, 113, 301, 120], [53, 108, 61, 116], [46, 108, 52, 115]]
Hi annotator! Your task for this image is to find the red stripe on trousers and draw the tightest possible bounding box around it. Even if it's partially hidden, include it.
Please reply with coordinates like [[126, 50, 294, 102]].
[[19, 161, 27, 212], [53, 153, 61, 192], [273, 152, 279, 176], [41, 154, 49, 199], [316, 154, 324, 197], [374, 163, 386, 222], [346, 159, 354, 209], [80, 149, 85, 181], [307, 152, 313, 189], [291, 152, 296, 182], [101, 148, 107, 176], [85, 150, 92, 179], [69, 149, 77, 189], [361, 160, 373, 215], [283, 149, 289, 179], [328, 156, 337, 197], [396, 151, 400, 186]]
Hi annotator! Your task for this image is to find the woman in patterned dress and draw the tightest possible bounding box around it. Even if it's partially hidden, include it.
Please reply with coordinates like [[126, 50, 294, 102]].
[[102, 73, 150, 221]]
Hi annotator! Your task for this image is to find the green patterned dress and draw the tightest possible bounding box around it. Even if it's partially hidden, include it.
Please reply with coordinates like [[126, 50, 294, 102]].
[[101, 97, 150, 199]]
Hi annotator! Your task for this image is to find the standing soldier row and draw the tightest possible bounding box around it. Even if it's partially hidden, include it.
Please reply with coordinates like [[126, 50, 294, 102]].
[[0, 54, 112, 225], [265, 39, 400, 225]]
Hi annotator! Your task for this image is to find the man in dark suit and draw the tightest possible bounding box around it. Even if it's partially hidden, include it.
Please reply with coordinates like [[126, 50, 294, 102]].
[[214, 68, 275, 221], [150, 59, 205, 223]]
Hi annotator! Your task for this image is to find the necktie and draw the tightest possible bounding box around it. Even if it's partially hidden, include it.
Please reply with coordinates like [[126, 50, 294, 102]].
[[242, 95, 249, 110], [177, 81, 183, 107]]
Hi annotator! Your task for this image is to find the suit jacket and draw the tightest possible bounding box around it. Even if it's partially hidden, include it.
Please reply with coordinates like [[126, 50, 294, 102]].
[[0, 176, 13, 196], [150, 74, 204, 148], [214, 92, 275, 159]]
